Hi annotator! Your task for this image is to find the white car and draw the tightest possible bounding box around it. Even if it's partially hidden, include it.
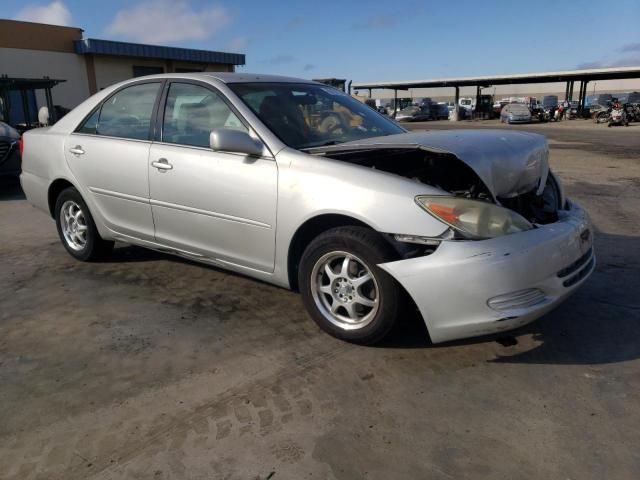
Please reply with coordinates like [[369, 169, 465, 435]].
[[20, 73, 595, 344]]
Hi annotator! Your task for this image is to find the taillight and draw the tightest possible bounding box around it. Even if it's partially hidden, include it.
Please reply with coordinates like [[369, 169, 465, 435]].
[[19, 137, 24, 157]]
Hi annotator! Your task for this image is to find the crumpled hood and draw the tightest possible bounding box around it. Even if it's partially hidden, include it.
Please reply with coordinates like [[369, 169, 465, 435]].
[[0, 121, 20, 140], [324, 129, 550, 198]]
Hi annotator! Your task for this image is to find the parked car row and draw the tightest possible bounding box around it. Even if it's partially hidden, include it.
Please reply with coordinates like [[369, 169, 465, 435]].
[[395, 100, 449, 122]]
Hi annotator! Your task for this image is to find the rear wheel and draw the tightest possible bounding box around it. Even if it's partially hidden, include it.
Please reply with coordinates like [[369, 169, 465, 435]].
[[298, 227, 401, 345], [54, 187, 114, 261]]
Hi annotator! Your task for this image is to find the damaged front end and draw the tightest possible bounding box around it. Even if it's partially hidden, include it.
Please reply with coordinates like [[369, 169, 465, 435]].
[[310, 130, 564, 230], [306, 130, 593, 343]]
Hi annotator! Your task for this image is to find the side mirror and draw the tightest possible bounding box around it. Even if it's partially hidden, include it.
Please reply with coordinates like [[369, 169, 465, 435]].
[[38, 106, 50, 126], [210, 129, 264, 156]]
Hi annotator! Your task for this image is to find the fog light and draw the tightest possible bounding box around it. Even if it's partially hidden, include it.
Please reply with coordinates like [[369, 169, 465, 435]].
[[487, 288, 547, 311]]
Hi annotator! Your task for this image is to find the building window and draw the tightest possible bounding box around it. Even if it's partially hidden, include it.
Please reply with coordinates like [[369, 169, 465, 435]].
[[175, 68, 203, 73], [132, 66, 164, 78]]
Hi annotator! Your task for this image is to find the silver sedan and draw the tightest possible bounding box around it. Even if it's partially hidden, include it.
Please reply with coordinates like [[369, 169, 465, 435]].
[[500, 103, 533, 124], [20, 73, 594, 344]]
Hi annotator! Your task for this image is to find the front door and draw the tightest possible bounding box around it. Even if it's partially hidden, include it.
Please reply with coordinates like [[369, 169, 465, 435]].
[[148, 82, 277, 272], [65, 81, 162, 240]]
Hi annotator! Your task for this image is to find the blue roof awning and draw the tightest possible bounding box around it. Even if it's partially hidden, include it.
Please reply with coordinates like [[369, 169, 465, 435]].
[[74, 38, 245, 66]]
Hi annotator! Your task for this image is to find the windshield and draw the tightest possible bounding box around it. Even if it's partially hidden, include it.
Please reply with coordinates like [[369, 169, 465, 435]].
[[228, 82, 405, 149], [508, 104, 530, 113]]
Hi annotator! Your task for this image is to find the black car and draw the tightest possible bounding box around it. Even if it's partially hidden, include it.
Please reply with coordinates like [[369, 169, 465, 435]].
[[0, 121, 21, 177]]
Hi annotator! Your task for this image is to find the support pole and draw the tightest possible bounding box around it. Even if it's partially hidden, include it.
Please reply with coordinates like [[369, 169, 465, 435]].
[[368, 88, 372, 98], [564, 81, 570, 102], [393, 89, 397, 118], [475, 85, 481, 119], [581, 81, 589, 115], [576, 81, 582, 114], [576, 81, 584, 116], [568, 81, 574, 102], [44, 87, 54, 123], [453, 86, 460, 121]]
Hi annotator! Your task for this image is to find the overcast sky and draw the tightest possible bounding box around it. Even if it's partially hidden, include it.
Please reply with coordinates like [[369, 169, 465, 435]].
[[6, 0, 640, 82]]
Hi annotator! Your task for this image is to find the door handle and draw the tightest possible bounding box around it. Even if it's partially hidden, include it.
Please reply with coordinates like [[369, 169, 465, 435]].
[[151, 158, 173, 171], [69, 146, 85, 155]]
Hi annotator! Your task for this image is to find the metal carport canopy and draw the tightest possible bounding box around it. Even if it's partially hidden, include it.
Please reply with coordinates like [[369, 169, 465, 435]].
[[353, 66, 640, 90]]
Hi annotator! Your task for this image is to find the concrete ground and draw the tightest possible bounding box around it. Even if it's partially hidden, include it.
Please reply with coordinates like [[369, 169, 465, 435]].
[[1, 119, 639, 479]]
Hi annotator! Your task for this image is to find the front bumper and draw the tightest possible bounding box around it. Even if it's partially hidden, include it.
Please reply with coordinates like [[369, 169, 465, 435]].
[[379, 202, 595, 343], [508, 117, 531, 123]]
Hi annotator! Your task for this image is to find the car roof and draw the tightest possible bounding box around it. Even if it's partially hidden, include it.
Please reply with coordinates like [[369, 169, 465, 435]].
[[128, 72, 317, 84]]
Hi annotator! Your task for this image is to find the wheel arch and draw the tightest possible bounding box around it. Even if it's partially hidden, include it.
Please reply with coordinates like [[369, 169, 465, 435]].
[[47, 178, 77, 217], [287, 213, 375, 292]]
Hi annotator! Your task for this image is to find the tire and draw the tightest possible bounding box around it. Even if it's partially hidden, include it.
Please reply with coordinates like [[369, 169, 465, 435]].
[[298, 226, 401, 345], [608, 122, 612, 127], [54, 187, 114, 261]]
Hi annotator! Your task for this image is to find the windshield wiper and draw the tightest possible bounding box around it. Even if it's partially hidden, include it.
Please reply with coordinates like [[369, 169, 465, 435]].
[[299, 140, 345, 150]]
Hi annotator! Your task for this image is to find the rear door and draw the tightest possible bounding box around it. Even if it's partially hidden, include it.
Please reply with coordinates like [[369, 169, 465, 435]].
[[148, 81, 278, 272], [64, 81, 162, 240]]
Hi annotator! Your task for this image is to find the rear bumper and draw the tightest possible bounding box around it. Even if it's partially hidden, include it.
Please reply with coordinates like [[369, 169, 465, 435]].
[[20, 170, 50, 214], [379, 201, 595, 343]]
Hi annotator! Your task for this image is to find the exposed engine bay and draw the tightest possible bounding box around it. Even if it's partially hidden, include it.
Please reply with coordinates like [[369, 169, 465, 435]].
[[321, 147, 562, 225]]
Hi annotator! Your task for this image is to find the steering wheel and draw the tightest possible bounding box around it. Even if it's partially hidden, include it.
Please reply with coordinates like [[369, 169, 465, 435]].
[[318, 113, 348, 135]]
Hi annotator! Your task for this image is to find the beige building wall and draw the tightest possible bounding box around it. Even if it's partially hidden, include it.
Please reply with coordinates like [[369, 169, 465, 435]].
[[92, 57, 234, 91], [92, 57, 165, 91], [0, 47, 90, 108]]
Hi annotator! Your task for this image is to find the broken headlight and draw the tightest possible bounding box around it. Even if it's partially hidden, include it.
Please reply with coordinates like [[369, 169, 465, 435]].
[[415, 196, 533, 239]]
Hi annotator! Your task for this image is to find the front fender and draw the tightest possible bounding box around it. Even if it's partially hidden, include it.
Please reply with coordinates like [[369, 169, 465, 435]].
[[271, 148, 450, 287]]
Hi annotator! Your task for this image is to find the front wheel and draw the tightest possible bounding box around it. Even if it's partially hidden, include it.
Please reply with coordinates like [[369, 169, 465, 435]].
[[298, 227, 401, 345], [55, 187, 114, 261]]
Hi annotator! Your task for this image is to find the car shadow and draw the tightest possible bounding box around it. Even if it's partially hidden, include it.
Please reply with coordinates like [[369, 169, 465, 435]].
[[108, 244, 174, 263], [379, 231, 640, 366], [0, 176, 25, 200], [489, 231, 640, 365], [106, 244, 270, 287]]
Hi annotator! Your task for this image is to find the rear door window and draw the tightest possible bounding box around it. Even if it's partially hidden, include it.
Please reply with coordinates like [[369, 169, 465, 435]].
[[77, 82, 161, 140]]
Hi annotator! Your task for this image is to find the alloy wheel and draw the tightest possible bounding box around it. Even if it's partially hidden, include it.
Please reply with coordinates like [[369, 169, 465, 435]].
[[60, 200, 88, 251], [310, 251, 380, 330]]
